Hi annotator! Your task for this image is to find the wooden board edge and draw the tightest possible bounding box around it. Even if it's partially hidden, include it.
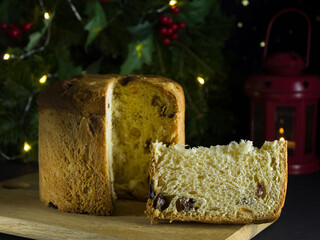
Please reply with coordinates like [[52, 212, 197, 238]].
[[225, 222, 273, 240], [0, 216, 123, 240]]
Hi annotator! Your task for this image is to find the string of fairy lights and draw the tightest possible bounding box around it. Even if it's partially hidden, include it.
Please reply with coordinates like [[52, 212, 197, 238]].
[[1, 0, 244, 160]]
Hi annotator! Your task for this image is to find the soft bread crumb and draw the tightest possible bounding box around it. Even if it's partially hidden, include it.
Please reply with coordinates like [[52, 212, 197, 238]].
[[146, 140, 287, 224]]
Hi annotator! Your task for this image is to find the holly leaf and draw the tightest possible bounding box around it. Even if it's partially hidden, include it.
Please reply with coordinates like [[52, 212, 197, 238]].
[[120, 34, 154, 74], [24, 12, 55, 51], [176, 0, 213, 26], [57, 59, 82, 80], [84, 0, 107, 49], [128, 21, 153, 40]]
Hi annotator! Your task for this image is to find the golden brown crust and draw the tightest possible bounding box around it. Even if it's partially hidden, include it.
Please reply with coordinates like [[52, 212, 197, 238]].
[[37, 74, 117, 117], [37, 75, 185, 144], [38, 108, 114, 215], [146, 141, 288, 224], [38, 74, 185, 215]]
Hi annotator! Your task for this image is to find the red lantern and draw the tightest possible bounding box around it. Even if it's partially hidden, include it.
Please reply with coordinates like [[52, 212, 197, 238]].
[[246, 8, 320, 174]]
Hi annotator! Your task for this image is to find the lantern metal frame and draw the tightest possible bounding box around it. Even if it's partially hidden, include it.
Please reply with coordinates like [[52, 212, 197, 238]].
[[246, 8, 320, 174]]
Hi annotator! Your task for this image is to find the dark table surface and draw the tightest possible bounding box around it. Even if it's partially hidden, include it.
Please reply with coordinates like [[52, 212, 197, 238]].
[[0, 161, 320, 240]]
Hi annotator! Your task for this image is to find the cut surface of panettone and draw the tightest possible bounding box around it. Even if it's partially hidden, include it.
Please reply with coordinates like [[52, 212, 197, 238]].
[[146, 140, 287, 224]]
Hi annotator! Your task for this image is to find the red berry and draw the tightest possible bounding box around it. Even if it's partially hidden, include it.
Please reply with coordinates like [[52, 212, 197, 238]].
[[160, 15, 169, 25], [171, 23, 178, 32], [22, 22, 33, 32], [171, 33, 179, 40], [8, 24, 16, 29], [179, 22, 186, 29], [166, 17, 173, 25], [171, 6, 180, 15], [166, 28, 173, 36], [159, 26, 167, 35], [162, 37, 170, 46], [9, 27, 21, 38], [0, 22, 7, 31], [100, 0, 108, 2]]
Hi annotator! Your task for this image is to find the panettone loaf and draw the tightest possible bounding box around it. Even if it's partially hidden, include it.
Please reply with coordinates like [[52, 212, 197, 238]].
[[37, 74, 185, 215], [146, 140, 287, 224]]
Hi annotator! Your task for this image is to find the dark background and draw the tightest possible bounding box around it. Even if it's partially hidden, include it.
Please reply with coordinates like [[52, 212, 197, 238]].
[[223, 0, 320, 142], [1, 0, 320, 239]]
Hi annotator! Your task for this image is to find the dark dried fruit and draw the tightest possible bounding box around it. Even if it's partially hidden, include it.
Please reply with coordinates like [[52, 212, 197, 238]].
[[144, 138, 152, 152], [130, 127, 141, 138], [120, 76, 134, 86], [257, 183, 264, 198], [153, 193, 168, 211], [168, 112, 176, 118], [148, 180, 155, 199], [180, 196, 195, 211], [160, 105, 167, 117], [151, 95, 161, 106], [49, 202, 58, 209], [64, 81, 74, 90]]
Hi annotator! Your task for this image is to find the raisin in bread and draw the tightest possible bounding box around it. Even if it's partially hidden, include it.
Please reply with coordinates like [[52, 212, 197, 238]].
[[146, 140, 287, 224], [37, 74, 185, 215]]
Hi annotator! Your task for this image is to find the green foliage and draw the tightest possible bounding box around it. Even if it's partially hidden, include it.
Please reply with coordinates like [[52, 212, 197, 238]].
[[25, 12, 55, 51], [57, 58, 82, 80], [175, 0, 213, 26], [84, 0, 107, 49], [0, 0, 234, 162], [128, 21, 153, 41], [120, 33, 155, 74]]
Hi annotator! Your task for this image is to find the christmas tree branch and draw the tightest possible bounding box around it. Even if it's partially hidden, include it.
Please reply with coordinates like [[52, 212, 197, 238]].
[[178, 50, 201, 117], [177, 41, 227, 79], [4, 77, 32, 95], [177, 41, 215, 74], [155, 39, 166, 74]]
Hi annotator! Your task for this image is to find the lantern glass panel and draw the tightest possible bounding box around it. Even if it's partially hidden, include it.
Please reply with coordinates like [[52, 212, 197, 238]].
[[305, 105, 314, 154], [253, 103, 264, 148], [274, 106, 296, 157]]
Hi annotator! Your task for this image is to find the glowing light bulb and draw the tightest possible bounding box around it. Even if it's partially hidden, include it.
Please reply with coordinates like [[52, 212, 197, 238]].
[[44, 12, 50, 20], [279, 128, 284, 134], [169, 0, 177, 6], [3, 53, 10, 60], [39, 75, 47, 84], [241, 0, 249, 6], [279, 137, 285, 141], [197, 76, 205, 85], [24, 142, 31, 152], [260, 41, 266, 47], [237, 22, 243, 28]]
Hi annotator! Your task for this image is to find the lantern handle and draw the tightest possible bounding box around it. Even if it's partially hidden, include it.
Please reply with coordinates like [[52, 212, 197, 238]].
[[263, 8, 311, 69]]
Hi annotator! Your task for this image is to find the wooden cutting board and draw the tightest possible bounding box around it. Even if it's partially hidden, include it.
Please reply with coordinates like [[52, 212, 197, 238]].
[[0, 173, 273, 240]]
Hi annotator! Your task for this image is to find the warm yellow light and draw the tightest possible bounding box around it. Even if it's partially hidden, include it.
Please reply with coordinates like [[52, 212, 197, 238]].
[[197, 76, 205, 85], [279, 128, 284, 134], [39, 75, 47, 84], [136, 44, 143, 58], [279, 137, 285, 141], [169, 0, 177, 6], [3, 53, 10, 60], [44, 12, 50, 20], [237, 22, 243, 28], [24, 142, 31, 152], [241, 0, 249, 6], [260, 41, 266, 47]]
